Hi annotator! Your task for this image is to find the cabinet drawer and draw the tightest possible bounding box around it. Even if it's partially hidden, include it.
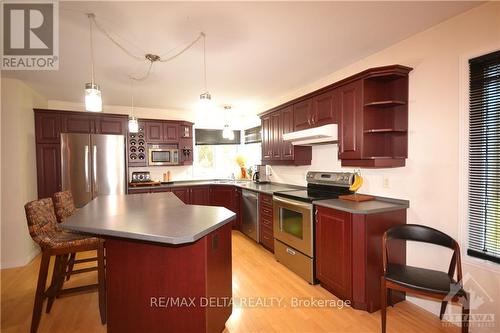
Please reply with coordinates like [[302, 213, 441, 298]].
[[260, 228, 274, 251], [260, 205, 273, 218], [260, 194, 273, 205], [260, 216, 273, 230]]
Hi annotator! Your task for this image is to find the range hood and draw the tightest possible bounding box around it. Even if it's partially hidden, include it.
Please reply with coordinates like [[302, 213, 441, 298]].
[[282, 124, 338, 145]]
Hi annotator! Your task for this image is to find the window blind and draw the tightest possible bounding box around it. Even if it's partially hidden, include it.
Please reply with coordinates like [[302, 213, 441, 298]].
[[468, 50, 500, 264]]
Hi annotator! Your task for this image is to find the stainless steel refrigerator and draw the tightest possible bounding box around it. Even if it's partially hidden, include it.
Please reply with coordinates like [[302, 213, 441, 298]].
[[61, 133, 126, 207]]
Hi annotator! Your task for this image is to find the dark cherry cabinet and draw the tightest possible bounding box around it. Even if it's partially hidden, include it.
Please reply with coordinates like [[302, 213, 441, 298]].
[[316, 207, 352, 300], [171, 187, 190, 204], [163, 123, 178, 142], [62, 114, 94, 133], [145, 121, 163, 142], [293, 99, 313, 131], [260, 108, 312, 166], [338, 80, 363, 160], [210, 185, 239, 229], [96, 116, 127, 135], [261, 115, 272, 162], [312, 90, 337, 127], [36, 144, 61, 198], [259, 193, 274, 252], [190, 186, 210, 205], [35, 112, 61, 143], [259, 65, 412, 168], [315, 205, 407, 312]]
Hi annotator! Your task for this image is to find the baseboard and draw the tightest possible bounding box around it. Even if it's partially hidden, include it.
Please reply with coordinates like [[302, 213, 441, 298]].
[[0, 246, 40, 269]]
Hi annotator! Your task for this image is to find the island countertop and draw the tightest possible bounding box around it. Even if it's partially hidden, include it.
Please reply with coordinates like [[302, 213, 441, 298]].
[[61, 192, 236, 245]]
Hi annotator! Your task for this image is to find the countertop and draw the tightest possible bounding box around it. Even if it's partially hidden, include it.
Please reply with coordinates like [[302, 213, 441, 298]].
[[313, 196, 409, 214], [129, 179, 302, 195], [61, 192, 236, 245]]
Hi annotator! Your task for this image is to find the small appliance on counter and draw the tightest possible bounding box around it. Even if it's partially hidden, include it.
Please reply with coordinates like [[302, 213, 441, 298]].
[[252, 165, 270, 184], [129, 171, 160, 187]]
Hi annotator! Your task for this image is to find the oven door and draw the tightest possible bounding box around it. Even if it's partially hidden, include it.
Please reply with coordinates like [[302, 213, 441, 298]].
[[273, 196, 313, 257]]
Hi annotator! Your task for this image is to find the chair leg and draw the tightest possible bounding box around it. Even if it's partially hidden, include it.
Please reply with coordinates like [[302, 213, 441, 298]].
[[31, 251, 51, 333], [462, 293, 470, 333], [66, 253, 76, 281], [45, 255, 61, 313], [380, 277, 387, 333], [439, 301, 448, 320], [97, 240, 107, 324], [54, 254, 69, 298], [387, 289, 393, 307]]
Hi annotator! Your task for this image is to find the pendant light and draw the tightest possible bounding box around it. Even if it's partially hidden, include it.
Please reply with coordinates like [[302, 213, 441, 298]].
[[199, 32, 213, 110], [222, 105, 234, 140], [128, 80, 138, 133], [85, 14, 102, 112]]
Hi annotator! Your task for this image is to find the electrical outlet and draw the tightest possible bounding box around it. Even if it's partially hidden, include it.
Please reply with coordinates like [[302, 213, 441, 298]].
[[383, 177, 390, 189]]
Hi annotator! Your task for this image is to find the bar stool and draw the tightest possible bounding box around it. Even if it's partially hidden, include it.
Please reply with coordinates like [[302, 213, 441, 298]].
[[24, 198, 106, 333]]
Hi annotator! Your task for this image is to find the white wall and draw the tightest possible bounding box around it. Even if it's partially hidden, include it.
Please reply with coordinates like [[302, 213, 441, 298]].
[[266, 3, 500, 331], [1, 78, 48, 268]]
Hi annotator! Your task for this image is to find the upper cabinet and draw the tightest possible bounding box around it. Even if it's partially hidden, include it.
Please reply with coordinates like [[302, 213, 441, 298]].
[[145, 120, 181, 143], [259, 65, 412, 168], [145, 121, 163, 142]]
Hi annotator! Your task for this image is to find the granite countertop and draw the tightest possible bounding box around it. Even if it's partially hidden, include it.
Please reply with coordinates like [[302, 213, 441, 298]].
[[129, 179, 302, 195], [61, 192, 236, 245], [313, 196, 409, 214]]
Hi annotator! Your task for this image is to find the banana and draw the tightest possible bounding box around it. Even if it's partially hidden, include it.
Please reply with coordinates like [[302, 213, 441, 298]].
[[349, 174, 363, 192]]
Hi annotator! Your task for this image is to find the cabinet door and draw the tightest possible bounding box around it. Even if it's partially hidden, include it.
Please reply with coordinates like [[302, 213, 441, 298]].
[[163, 123, 178, 142], [313, 90, 337, 126], [171, 187, 190, 204], [36, 144, 61, 198], [338, 80, 363, 159], [97, 116, 127, 135], [315, 207, 352, 300], [270, 112, 282, 160], [145, 121, 163, 142], [261, 115, 272, 162], [63, 114, 94, 133], [128, 188, 151, 194], [190, 186, 210, 205], [179, 124, 192, 138], [35, 112, 61, 143], [210, 186, 238, 228], [281, 106, 294, 160], [293, 99, 313, 131]]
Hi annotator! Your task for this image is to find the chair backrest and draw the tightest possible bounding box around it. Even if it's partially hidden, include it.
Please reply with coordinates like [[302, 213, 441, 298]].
[[25, 198, 59, 246], [53, 191, 76, 223], [383, 224, 462, 281], [385, 224, 456, 249]]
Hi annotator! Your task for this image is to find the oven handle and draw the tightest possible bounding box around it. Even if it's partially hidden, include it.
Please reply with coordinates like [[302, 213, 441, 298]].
[[272, 196, 313, 210]]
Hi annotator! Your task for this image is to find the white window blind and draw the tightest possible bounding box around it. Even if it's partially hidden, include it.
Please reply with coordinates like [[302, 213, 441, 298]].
[[468, 50, 500, 264]]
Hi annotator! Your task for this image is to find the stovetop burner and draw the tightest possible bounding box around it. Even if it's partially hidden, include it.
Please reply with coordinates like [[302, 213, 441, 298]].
[[274, 171, 354, 203]]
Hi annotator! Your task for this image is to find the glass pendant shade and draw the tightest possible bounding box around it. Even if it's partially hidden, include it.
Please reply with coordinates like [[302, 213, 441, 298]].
[[128, 116, 139, 133], [198, 92, 213, 112], [85, 83, 102, 112], [222, 125, 234, 140]]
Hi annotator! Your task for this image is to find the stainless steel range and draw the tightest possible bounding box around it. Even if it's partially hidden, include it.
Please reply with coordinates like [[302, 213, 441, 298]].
[[273, 171, 354, 284]]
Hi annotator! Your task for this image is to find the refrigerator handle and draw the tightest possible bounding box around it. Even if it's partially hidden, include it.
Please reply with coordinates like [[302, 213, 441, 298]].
[[84, 145, 91, 193], [93, 145, 98, 194]]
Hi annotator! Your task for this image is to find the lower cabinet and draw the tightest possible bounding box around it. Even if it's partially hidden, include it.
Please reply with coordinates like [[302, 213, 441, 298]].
[[315, 205, 407, 312], [171, 187, 190, 204], [190, 186, 210, 205], [210, 185, 239, 229], [258, 193, 274, 252]]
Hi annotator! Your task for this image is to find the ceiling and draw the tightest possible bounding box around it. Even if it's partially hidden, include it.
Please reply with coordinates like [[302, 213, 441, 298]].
[[4, 1, 479, 115]]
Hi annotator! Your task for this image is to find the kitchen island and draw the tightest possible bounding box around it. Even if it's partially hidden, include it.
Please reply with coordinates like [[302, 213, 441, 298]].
[[62, 192, 236, 333]]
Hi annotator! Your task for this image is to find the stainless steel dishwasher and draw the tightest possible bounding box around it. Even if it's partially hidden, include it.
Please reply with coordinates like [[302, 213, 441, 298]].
[[241, 189, 259, 242]]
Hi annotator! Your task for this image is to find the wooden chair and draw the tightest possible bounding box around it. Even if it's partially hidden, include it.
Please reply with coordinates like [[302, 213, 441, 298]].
[[25, 198, 106, 333], [53, 191, 80, 280], [381, 224, 469, 333]]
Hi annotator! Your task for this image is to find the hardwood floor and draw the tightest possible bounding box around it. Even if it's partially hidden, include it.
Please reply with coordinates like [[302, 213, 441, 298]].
[[1, 231, 459, 333]]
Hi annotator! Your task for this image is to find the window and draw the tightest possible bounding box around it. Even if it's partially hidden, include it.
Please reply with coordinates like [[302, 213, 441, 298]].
[[468, 50, 500, 264]]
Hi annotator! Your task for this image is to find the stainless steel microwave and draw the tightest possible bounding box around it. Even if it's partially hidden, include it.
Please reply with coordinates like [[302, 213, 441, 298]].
[[148, 146, 179, 166]]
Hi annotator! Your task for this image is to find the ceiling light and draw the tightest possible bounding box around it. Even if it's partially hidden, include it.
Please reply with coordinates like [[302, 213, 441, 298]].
[[199, 33, 213, 107], [85, 83, 102, 112], [128, 116, 139, 133], [222, 105, 234, 140], [85, 13, 102, 112]]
